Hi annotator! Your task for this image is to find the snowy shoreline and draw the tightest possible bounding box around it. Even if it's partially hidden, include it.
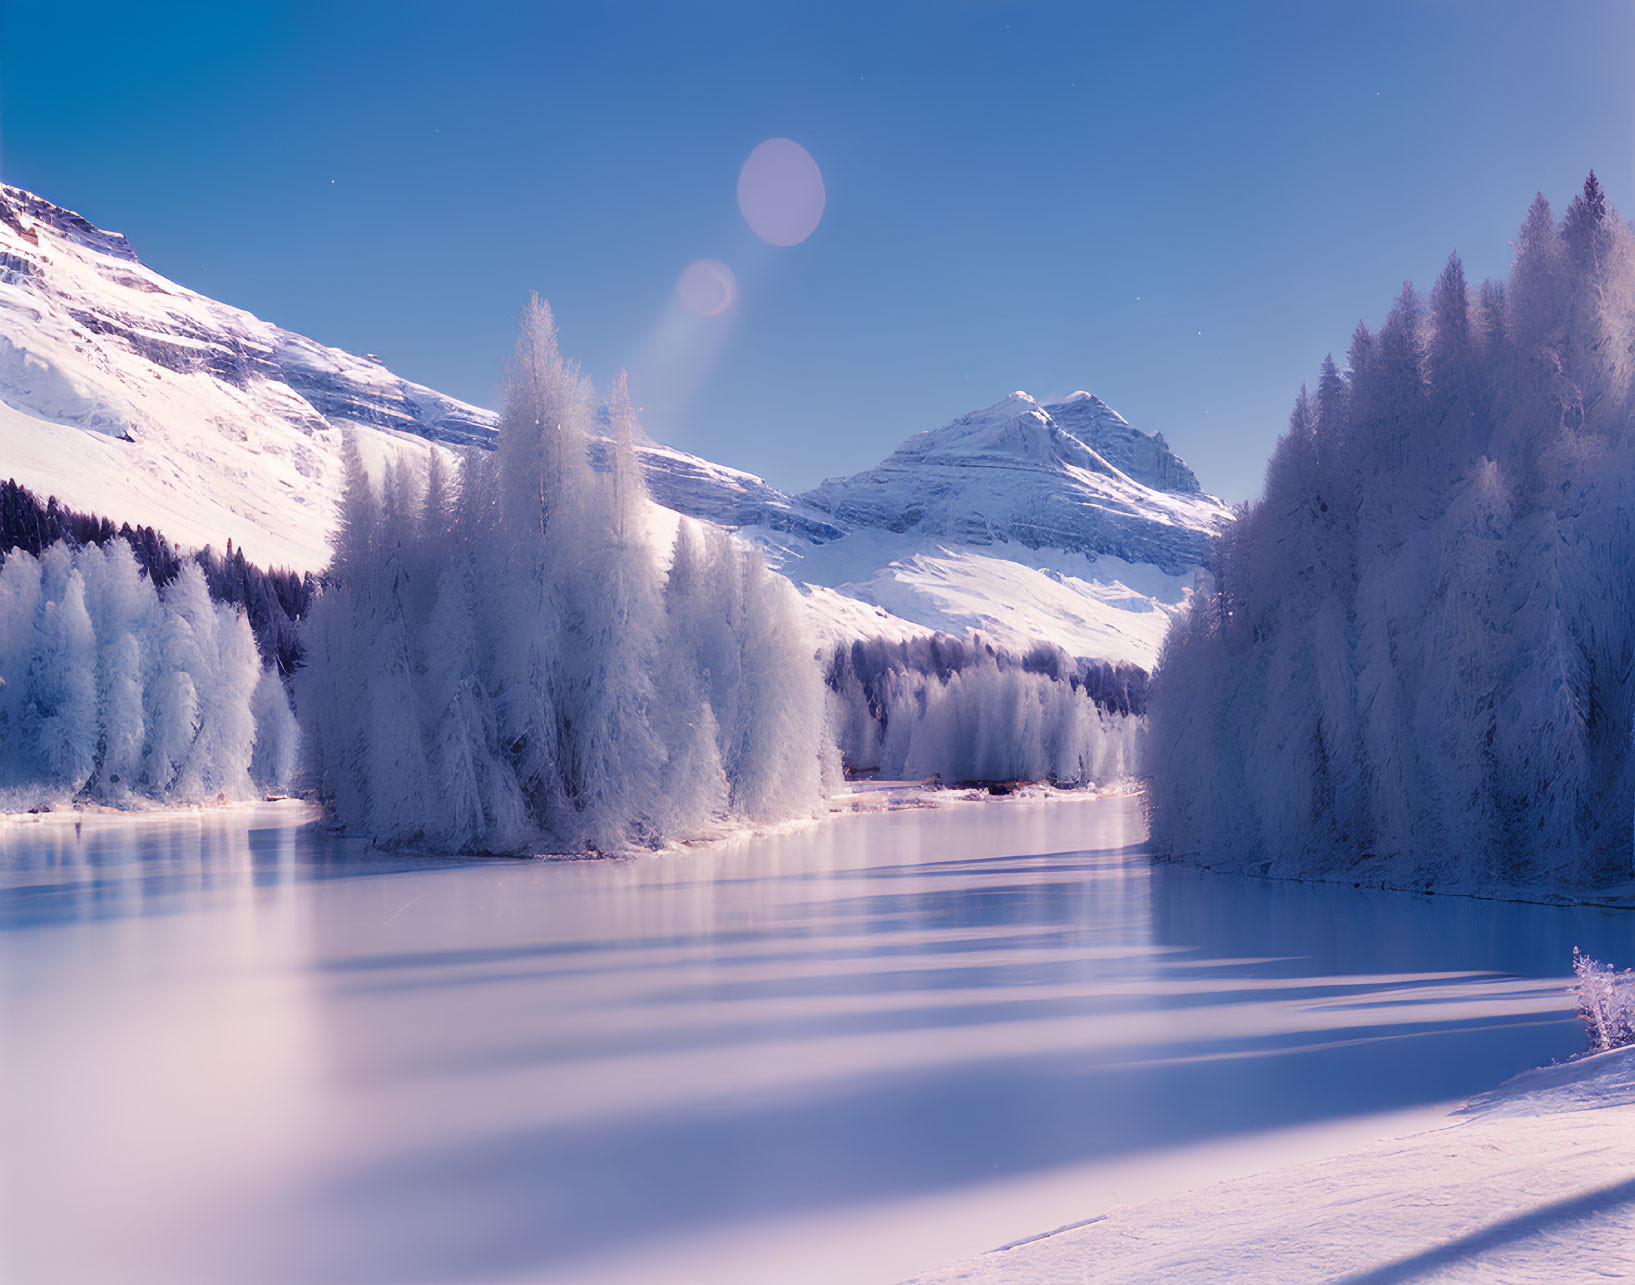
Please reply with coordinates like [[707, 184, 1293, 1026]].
[[0, 796, 318, 828], [906, 1045, 1635, 1284], [16, 781, 1634, 920], [12, 783, 1631, 924], [0, 780, 1132, 853]]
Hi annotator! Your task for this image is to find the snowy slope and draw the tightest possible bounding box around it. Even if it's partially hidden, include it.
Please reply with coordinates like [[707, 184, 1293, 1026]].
[[776, 392, 1231, 665], [766, 530, 1194, 666], [907, 1046, 1635, 1284], [0, 187, 486, 568], [0, 185, 1228, 669], [0, 185, 836, 570]]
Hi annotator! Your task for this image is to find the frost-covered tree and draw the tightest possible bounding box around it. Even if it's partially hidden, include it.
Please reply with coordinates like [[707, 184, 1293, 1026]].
[[1147, 175, 1635, 892], [828, 634, 1141, 788], [359, 460, 434, 844], [78, 542, 153, 800], [29, 547, 98, 794], [730, 545, 835, 818], [557, 369, 669, 849], [0, 539, 280, 810], [653, 522, 730, 834], [249, 665, 299, 793], [297, 301, 833, 853]]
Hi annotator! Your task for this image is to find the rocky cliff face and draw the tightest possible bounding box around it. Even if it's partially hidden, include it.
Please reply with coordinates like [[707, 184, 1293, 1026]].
[[1043, 391, 1203, 495]]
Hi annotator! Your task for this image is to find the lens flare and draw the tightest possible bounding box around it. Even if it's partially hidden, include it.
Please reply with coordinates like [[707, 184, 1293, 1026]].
[[676, 258, 736, 317], [737, 138, 826, 246]]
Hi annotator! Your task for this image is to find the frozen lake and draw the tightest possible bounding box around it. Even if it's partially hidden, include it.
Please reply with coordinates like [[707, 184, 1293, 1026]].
[[1, 794, 1627, 1285]]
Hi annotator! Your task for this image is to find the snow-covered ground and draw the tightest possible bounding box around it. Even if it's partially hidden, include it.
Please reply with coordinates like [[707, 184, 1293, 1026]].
[[5, 792, 1622, 1285], [907, 1047, 1635, 1284], [773, 528, 1194, 665]]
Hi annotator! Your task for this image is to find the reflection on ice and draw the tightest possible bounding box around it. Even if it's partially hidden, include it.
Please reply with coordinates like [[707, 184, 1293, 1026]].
[[0, 795, 1625, 1284]]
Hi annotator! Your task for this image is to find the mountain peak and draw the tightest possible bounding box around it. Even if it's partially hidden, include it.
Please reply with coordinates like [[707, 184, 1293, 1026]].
[[800, 390, 1227, 571], [1049, 390, 1124, 422], [1040, 391, 1198, 494]]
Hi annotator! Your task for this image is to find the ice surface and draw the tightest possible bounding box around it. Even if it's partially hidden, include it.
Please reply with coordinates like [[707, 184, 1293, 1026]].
[[1, 794, 1622, 1285]]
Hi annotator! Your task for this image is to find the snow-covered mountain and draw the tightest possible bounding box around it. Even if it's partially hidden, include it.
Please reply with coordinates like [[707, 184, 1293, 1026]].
[[0, 184, 1228, 669], [800, 390, 1226, 572], [0, 185, 837, 570], [770, 393, 1232, 663]]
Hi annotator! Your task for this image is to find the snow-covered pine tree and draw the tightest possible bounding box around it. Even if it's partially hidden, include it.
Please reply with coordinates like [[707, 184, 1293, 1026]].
[[492, 294, 585, 824], [77, 540, 154, 800], [249, 664, 299, 793], [28, 546, 98, 795], [360, 460, 434, 843], [160, 562, 259, 802], [1146, 176, 1635, 891], [297, 300, 834, 853], [0, 538, 269, 810], [655, 521, 730, 835], [556, 369, 669, 850]]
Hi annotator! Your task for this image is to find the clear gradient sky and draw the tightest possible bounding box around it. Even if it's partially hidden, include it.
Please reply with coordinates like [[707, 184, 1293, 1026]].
[[3, 1, 1632, 502]]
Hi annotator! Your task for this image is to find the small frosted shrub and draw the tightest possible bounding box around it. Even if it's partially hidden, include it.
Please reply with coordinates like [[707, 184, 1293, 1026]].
[[1572, 948, 1635, 1051]]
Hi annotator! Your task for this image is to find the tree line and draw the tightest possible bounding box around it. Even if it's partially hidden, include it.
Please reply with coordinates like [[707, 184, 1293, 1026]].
[[0, 540, 297, 808], [829, 633, 1144, 784], [2, 296, 1157, 833], [1, 478, 311, 675], [1148, 174, 1635, 891]]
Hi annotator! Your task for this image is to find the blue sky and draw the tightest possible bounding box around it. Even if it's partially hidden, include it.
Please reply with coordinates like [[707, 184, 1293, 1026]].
[[3, 1, 1631, 502]]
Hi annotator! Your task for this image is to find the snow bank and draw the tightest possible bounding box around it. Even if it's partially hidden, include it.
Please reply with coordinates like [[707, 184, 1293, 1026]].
[[907, 1046, 1635, 1284]]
